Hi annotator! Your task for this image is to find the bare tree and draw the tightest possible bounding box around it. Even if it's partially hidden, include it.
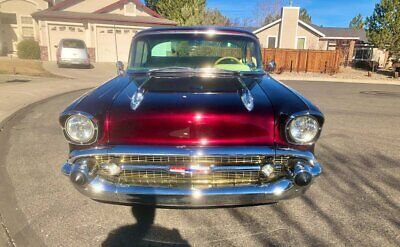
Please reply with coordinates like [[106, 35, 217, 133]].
[[253, 0, 284, 26], [230, 17, 253, 27]]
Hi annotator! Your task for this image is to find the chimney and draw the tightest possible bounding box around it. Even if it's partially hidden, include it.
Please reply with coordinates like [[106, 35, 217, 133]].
[[279, 6, 300, 49]]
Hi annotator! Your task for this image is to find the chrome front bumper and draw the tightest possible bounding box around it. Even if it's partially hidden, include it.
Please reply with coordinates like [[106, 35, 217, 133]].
[[61, 145, 322, 207]]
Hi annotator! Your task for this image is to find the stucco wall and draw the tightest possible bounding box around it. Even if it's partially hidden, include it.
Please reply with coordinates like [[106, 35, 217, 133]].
[[65, 0, 117, 13], [109, 5, 151, 17], [255, 22, 281, 48], [279, 7, 299, 49], [296, 24, 326, 50], [0, 0, 48, 54]]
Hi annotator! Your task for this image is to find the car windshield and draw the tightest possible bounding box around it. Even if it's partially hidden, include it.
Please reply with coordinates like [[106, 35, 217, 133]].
[[128, 33, 263, 73], [63, 40, 85, 49]]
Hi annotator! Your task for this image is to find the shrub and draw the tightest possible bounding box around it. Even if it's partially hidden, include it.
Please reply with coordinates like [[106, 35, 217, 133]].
[[17, 39, 40, 59]]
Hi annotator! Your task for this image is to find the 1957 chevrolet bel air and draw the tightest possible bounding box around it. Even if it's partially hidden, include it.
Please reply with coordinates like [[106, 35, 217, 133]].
[[60, 27, 324, 207]]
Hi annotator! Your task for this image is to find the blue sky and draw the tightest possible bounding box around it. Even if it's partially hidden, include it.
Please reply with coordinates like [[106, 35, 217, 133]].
[[207, 0, 379, 27]]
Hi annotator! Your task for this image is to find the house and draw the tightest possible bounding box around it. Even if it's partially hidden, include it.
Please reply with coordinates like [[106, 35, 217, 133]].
[[0, 0, 176, 62], [0, 0, 51, 55], [253, 6, 371, 65]]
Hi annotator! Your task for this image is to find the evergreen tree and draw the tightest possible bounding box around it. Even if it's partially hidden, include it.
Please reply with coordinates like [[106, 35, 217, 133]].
[[203, 8, 231, 26], [366, 0, 400, 56], [299, 8, 312, 24], [144, 0, 158, 11], [146, 0, 206, 26], [349, 14, 364, 29], [263, 14, 280, 25]]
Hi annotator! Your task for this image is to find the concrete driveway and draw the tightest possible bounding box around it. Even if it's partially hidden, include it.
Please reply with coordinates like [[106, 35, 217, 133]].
[[0, 62, 116, 125], [42, 62, 116, 80], [0, 80, 399, 246]]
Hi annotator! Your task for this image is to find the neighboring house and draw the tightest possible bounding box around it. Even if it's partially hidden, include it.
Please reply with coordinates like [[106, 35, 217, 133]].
[[253, 6, 389, 68], [253, 6, 372, 65], [0, 0, 52, 55], [1, 0, 176, 62], [33, 0, 176, 62]]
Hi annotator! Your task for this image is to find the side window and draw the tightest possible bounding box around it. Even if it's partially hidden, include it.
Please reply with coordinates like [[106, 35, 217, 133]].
[[245, 42, 258, 68], [133, 41, 148, 67], [267, 36, 277, 49]]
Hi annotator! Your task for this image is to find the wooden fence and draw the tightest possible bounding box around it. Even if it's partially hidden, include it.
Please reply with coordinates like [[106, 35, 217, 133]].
[[261, 48, 343, 74]]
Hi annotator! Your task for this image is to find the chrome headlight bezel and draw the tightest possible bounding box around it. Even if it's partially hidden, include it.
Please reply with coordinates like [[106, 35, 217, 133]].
[[62, 112, 98, 145], [285, 114, 321, 145]]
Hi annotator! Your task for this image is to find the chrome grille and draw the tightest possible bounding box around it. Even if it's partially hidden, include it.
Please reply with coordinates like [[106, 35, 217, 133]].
[[95, 155, 266, 165], [93, 154, 289, 188], [111, 170, 261, 188]]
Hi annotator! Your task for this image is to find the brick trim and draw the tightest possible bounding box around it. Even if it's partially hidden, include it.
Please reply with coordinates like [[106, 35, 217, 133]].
[[40, 46, 48, 61], [88, 47, 96, 63]]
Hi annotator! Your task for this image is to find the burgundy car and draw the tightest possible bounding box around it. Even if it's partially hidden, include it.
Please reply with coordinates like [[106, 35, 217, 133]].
[[60, 27, 324, 207]]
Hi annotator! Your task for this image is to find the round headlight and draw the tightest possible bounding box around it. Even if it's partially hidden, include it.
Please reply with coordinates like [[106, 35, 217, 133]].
[[65, 114, 96, 144], [287, 115, 320, 144]]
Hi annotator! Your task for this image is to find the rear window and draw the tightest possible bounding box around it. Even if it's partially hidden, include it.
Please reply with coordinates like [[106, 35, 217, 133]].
[[62, 40, 86, 49]]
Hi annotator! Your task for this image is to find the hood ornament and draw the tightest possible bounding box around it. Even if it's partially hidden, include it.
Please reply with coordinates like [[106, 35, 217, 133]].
[[130, 88, 145, 110], [241, 89, 254, 111]]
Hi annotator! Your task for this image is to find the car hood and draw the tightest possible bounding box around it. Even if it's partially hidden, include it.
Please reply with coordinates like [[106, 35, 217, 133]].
[[107, 75, 275, 146]]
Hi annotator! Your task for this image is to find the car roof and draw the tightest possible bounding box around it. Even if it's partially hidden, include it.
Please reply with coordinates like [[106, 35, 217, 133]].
[[137, 26, 257, 38], [61, 39, 85, 42]]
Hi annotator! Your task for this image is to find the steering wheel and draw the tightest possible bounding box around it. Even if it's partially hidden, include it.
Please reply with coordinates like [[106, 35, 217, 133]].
[[214, 56, 242, 65]]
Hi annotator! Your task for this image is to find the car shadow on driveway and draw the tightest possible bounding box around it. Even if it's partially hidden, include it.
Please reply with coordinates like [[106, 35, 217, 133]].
[[102, 204, 190, 247]]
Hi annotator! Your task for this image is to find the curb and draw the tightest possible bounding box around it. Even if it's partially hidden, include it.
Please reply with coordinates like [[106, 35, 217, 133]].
[[274, 76, 400, 86], [0, 88, 93, 131], [0, 88, 90, 247]]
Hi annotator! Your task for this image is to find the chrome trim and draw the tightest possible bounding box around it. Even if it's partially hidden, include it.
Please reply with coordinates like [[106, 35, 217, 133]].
[[117, 164, 261, 172], [240, 89, 254, 111], [60, 111, 99, 145], [62, 162, 321, 207], [68, 145, 318, 164], [130, 88, 145, 110], [211, 165, 261, 172], [284, 111, 322, 146], [62, 145, 322, 207], [120, 164, 170, 171]]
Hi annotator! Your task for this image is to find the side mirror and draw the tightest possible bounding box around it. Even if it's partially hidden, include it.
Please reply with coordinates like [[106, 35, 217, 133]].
[[266, 60, 276, 72], [116, 61, 125, 76]]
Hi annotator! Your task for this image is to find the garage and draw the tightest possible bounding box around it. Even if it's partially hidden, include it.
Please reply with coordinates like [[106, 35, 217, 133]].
[[96, 26, 138, 63], [47, 24, 85, 61], [32, 6, 176, 63]]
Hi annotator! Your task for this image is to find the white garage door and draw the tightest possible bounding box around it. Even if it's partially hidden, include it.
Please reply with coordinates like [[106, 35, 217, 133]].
[[96, 26, 138, 63], [48, 24, 86, 61]]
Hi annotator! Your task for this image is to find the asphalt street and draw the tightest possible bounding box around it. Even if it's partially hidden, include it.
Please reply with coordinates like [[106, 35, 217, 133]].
[[0, 80, 399, 247]]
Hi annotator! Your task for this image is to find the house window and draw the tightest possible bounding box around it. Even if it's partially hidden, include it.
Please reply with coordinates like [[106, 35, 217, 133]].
[[22, 27, 34, 38], [21, 16, 33, 25], [267, 36, 277, 49], [297, 37, 306, 49], [0, 13, 17, 24]]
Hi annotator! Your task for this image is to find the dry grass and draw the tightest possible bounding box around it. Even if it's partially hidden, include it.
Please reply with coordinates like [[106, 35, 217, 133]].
[[276, 66, 398, 82], [0, 57, 57, 77]]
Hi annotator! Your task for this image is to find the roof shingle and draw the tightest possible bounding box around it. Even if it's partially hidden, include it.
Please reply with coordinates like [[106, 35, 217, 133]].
[[310, 24, 367, 41], [32, 10, 176, 26]]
